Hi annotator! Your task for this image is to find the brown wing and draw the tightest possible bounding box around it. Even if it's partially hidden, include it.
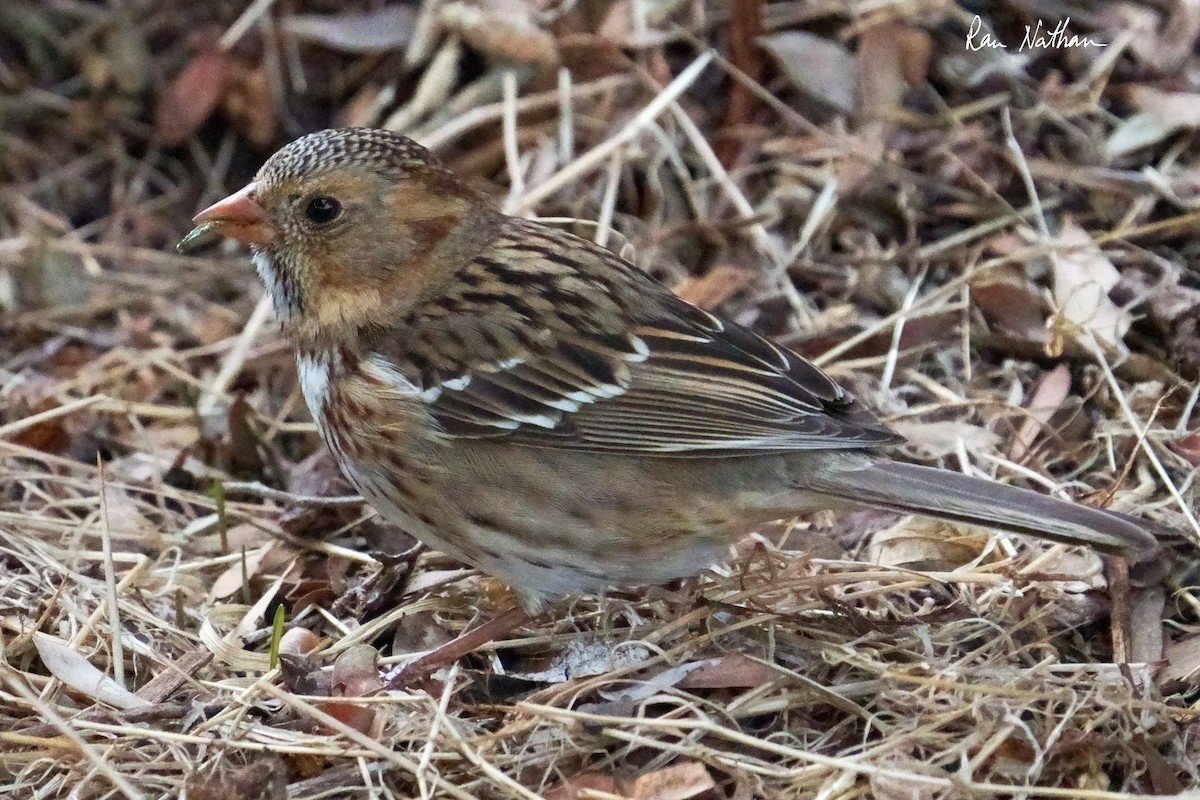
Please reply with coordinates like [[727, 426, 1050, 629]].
[[370, 220, 900, 457]]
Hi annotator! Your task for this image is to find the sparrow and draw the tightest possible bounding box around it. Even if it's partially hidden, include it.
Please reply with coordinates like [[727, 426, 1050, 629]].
[[188, 127, 1161, 613]]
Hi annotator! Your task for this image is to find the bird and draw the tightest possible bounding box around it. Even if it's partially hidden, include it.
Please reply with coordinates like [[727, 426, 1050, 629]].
[[187, 127, 1162, 615]]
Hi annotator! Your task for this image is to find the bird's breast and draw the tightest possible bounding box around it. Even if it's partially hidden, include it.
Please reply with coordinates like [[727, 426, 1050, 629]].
[[296, 348, 438, 473]]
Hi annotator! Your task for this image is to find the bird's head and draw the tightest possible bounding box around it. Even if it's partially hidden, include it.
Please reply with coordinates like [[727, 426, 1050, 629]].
[[189, 128, 496, 343]]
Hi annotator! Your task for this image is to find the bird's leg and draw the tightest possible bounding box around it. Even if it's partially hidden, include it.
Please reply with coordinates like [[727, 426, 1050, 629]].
[[385, 604, 532, 687]]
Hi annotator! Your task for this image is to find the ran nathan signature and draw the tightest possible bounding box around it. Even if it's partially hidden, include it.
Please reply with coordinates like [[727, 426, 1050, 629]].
[[966, 15, 1107, 51]]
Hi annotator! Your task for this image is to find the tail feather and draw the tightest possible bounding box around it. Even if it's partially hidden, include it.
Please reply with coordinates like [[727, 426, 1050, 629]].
[[804, 460, 1160, 556]]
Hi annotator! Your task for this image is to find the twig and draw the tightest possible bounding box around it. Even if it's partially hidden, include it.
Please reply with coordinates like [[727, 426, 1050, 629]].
[[0, 395, 107, 440], [198, 294, 273, 416], [220, 0, 277, 49], [222, 481, 364, 506], [510, 52, 713, 213], [501, 70, 524, 214], [97, 459, 124, 691]]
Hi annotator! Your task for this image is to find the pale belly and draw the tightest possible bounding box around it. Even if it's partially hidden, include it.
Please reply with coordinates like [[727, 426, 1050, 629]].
[[340, 446, 733, 610], [296, 352, 781, 610]]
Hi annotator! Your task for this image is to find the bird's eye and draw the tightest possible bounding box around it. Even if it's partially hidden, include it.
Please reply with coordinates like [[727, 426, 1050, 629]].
[[304, 196, 341, 225]]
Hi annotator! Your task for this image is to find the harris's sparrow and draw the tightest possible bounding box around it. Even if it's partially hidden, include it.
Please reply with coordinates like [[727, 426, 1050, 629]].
[[188, 127, 1160, 612]]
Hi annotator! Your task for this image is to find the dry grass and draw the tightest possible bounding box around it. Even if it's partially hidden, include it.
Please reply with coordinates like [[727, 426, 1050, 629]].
[[2, 1, 1200, 798]]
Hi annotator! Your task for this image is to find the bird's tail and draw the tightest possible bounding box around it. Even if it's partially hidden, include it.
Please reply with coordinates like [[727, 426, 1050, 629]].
[[802, 460, 1161, 557]]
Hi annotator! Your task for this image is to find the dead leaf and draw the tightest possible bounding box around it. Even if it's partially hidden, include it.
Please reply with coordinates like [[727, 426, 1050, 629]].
[[391, 607, 456, 656], [869, 768, 942, 800], [672, 266, 752, 309], [509, 638, 651, 683], [971, 265, 1048, 344], [283, 6, 417, 53], [192, 521, 270, 557], [278, 628, 321, 657], [865, 518, 986, 570], [858, 21, 928, 122], [1048, 222, 1131, 355], [1168, 431, 1200, 466], [598, 0, 690, 48], [1130, 586, 1165, 665], [1106, 87, 1200, 159], [5, 394, 70, 453], [1164, 633, 1200, 683], [33, 632, 150, 710], [207, 542, 299, 602], [320, 645, 381, 734], [544, 773, 618, 800], [106, 449, 209, 486], [758, 31, 856, 114], [99, 484, 155, 542], [155, 39, 230, 146], [675, 653, 778, 689], [1100, 0, 1200, 73], [442, 0, 559, 66], [184, 756, 288, 800], [222, 61, 277, 149], [1010, 364, 1071, 462], [278, 449, 358, 539], [629, 762, 715, 800], [889, 419, 1000, 460], [1106, 111, 1187, 160], [557, 34, 635, 81], [227, 394, 268, 478]]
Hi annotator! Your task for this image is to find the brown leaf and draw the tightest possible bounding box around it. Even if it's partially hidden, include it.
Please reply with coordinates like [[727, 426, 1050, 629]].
[[155, 40, 230, 146], [1009, 364, 1071, 462], [6, 396, 70, 453], [278, 628, 321, 657], [865, 518, 988, 571], [971, 265, 1047, 343], [1130, 587, 1165, 665], [557, 34, 635, 81], [1168, 431, 1200, 466], [279, 449, 359, 539], [320, 645, 382, 734], [442, 0, 559, 66], [672, 266, 752, 309], [857, 21, 925, 122], [598, 0, 690, 48], [184, 756, 288, 800], [99, 484, 155, 540], [222, 61, 277, 149], [1107, 86, 1200, 159], [1164, 632, 1200, 683], [227, 394, 268, 478], [543, 773, 618, 800], [1049, 222, 1130, 354], [1100, 0, 1200, 73], [207, 541, 300, 601], [33, 632, 151, 710], [391, 607, 457, 657], [629, 762, 715, 800], [758, 31, 856, 114], [675, 653, 777, 689], [283, 6, 417, 53]]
